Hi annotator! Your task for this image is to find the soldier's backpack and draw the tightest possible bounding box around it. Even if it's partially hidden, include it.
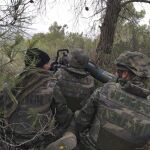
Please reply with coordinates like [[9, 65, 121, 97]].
[[89, 82, 150, 150]]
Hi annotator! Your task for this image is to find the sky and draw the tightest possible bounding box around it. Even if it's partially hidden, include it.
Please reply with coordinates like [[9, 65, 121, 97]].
[[29, 1, 89, 34], [29, 1, 150, 36], [134, 3, 150, 24]]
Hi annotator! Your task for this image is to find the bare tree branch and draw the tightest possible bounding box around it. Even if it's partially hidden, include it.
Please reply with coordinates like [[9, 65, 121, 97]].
[[121, 0, 150, 7], [0, 113, 55, 149]]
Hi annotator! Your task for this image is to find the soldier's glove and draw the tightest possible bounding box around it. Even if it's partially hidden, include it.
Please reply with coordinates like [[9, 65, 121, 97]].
[[45, 132, 77, 150]]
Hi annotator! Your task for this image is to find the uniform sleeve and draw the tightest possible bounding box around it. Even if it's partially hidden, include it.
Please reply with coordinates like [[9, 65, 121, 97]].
[[75, 88, 100, 132], [52, 85, 73, 131]]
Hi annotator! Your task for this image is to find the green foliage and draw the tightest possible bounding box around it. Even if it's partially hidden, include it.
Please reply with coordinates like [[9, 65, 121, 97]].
[[114, 19, 150, 56], [30, 22, 96, 57], [96, 4, 150, 73], [1, 35, 24, 61], [0, 21, 97, 91], [119, 3, 145, 24], [0, 34, 26, 88], [1, 16, 150, 85], [26, 39, 38, 49]]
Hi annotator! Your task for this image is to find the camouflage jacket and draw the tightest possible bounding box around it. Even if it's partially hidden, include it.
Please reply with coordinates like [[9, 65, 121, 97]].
[[55, 67, 95, 112], [76, 81, 150, 150], [0, 68, 73, 149]]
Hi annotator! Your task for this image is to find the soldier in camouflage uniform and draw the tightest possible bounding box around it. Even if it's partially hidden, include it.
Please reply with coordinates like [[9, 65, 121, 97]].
[[58, 52, 69, 66], [0, 48, 73, 149], [55, 49, 95, 112], [75, 51, 150, 150], [46, 49, 95, 150]]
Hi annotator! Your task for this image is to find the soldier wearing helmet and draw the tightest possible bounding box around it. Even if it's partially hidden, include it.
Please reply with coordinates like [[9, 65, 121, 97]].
[[55, 48, 95, 112], [75, 51, 150, 150], [45, 49, 95, 150], [115, 51, 150, 90]]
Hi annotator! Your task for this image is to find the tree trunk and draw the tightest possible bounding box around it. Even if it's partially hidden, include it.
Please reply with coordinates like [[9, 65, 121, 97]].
[[131, 27, 138, 51], [96, 0, 122, 54]]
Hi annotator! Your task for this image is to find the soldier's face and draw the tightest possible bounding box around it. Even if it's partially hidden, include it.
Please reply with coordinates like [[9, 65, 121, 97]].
[[116, 70, 130, 80], [42, 62, 51, 70]]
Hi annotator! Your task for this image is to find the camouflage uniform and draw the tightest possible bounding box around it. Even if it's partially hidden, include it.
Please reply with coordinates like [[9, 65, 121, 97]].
[[55, 49, 95, 112], [75, 51, 150, 150], [115, 51, 150, 90], [0, 69, 72, 148], [58, 52, 69, 66]]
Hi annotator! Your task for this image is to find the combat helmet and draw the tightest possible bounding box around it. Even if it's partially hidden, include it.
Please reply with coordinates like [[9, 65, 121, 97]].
[[115, 51, 150, 78], [67, 49, 89, 75]]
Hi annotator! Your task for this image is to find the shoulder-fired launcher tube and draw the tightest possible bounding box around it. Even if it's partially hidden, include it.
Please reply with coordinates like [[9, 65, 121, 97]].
[[85, 62, 150, 98], [85, 62, 116, 83]]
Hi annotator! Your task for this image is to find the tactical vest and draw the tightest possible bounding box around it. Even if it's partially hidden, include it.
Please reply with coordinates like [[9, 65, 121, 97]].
[[2, 69, 57, 148], [8, 80, 55, 134], [89, 82, 150, 150], [56, 68, 95, 112]]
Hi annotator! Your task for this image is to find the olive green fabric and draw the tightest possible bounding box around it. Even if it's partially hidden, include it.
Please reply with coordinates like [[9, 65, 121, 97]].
[[55, 68, 95, 112], [76, 81, 150, 150], [115, 51, 150, 78], [67, 49, 89, 75], [0, 68, 73, 149], [75, 51, 150, 150]]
